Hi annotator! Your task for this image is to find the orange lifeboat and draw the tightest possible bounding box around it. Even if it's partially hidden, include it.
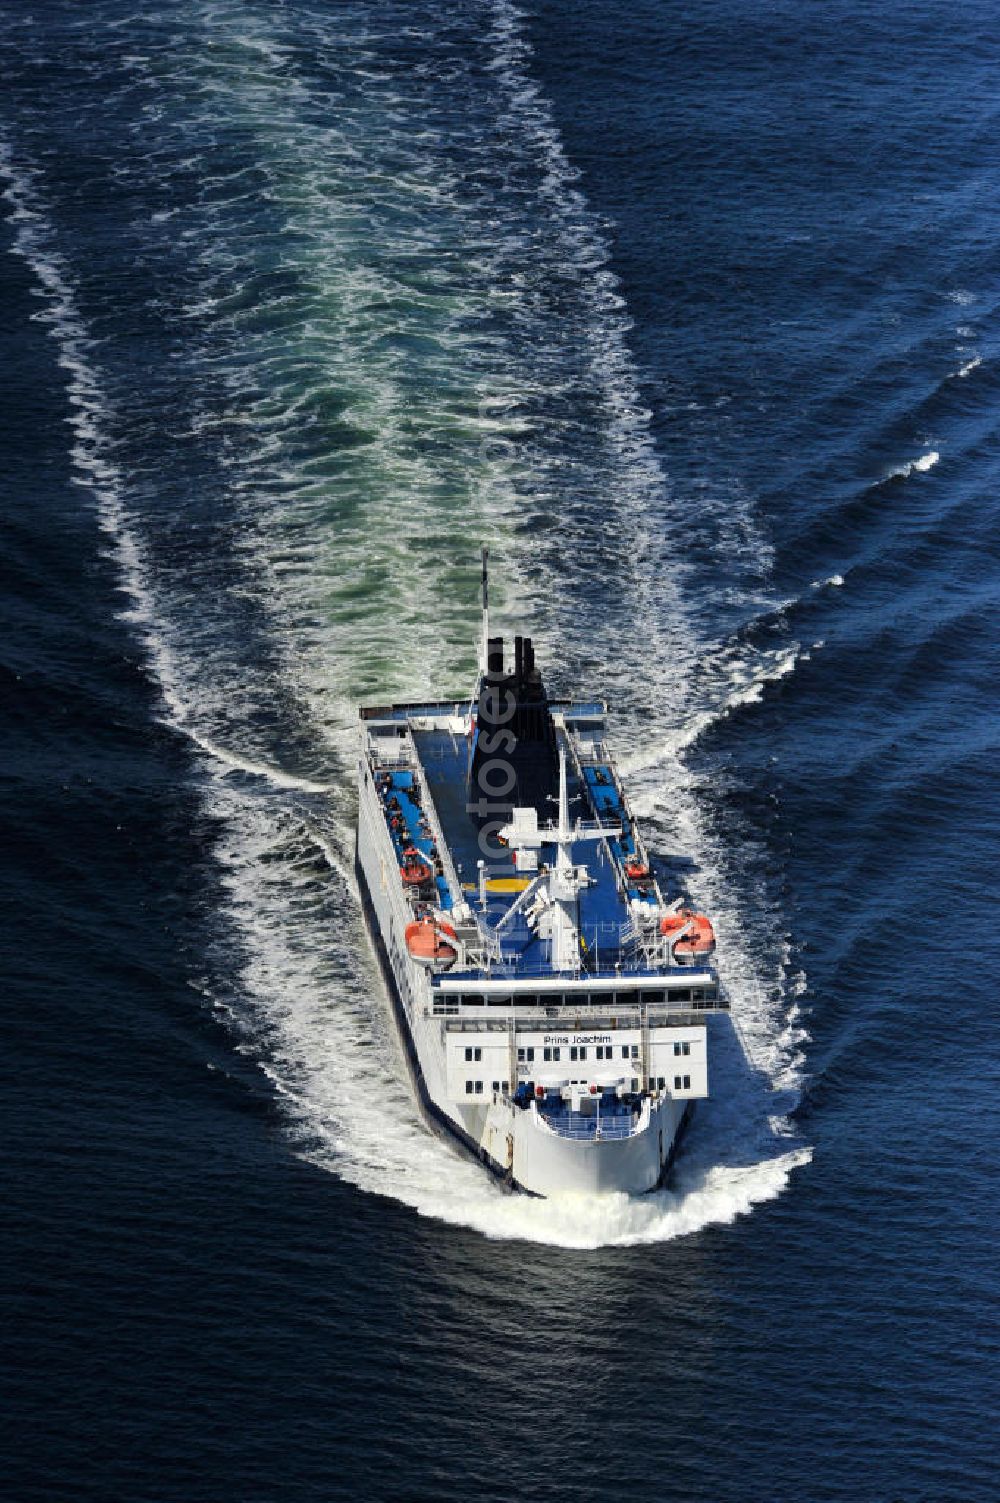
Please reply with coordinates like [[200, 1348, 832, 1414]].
[[659, 909, 716, 960], [400, 846, 433, 887], [625, 860, 650, 881], [404, 916, 458, 970]]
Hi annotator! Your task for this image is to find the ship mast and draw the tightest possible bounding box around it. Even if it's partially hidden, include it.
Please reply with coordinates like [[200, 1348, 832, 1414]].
[[499, 742, 621, 974], [547, 744, 580, 972]]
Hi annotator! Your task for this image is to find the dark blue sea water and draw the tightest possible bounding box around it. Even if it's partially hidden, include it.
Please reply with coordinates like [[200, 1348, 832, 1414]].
[[3, 2, 998, 1498]]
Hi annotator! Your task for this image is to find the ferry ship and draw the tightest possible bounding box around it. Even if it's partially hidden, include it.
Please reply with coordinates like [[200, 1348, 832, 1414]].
[[356, 552, 728, 1197]]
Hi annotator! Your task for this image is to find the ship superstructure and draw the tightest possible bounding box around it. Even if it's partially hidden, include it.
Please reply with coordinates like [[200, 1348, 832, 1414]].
[[355, 553, 728, 1196]]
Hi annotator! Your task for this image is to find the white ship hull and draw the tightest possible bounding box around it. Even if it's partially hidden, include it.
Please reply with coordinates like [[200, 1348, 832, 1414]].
[[357, 755, 694, 1197]]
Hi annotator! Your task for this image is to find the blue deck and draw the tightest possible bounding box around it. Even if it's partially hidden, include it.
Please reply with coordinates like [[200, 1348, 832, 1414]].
[[376, 766, 453, 911], [364, 686, 714, 984], [412, 725, 651, 975]]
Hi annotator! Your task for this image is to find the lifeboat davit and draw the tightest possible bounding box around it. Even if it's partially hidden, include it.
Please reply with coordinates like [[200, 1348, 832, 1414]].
[[404, 916, 458, 970], [659, 909, 716, 960], [400, 846, 433, 886]]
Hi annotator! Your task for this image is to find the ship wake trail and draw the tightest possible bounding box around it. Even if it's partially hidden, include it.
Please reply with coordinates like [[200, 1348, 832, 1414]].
[[0, 138, 341, 814], [193, 0, 811, 1242], [1, 2, 811, 1244], [0, 141, 193, 752]]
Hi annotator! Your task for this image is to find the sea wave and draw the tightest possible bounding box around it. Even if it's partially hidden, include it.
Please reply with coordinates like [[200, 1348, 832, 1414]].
[[881, 448, 940, 482], [0, 0, 809, 1246]]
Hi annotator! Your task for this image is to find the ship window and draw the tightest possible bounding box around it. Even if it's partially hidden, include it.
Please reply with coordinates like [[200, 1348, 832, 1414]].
[[683, 1042, 691, 1056], [674, 1075, 682, 1090], [503, 1081, 509, 1093], [570, 1046, 578, 1061], [492, 1080, 500, 1092], [526, 1047, 535, 1062], [648, 1077, 655, 1092], [631, 1044, 639, 1059], [543, 1047, 552, 1062], [684, 1075, 691, 1089], [691, 989, 703, 1002], [658, 1076, 665, 1090], [465, 1047, 473, 1061], [640, 990, 664, 1004], [621, 1045, 629, 1059], [579, 1047, 587, 1061], [474, 1047, 482, 1061], [475, 1081, 483, 1095], [631, 1078, 639, 1092], [517, 1048, 525, 1062], [553, 1047, 561, 1061], [466, 1080, 474, 1094], [671, 989, 690, 1003]]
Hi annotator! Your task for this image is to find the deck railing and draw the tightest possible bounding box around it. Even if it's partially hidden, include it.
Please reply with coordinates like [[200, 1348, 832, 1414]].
[[400, 727, 465, 914], [440, 948, 703, 980], [540, 1110, 637, 1142], [440, 1005, 720, 1033]]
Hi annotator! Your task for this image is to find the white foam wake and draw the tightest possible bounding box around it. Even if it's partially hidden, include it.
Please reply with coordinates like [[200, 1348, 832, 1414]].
[[185, 729, 334, 793], [212, 782, 810, 1250], [0, 143, 176, 712], [883, 449, 940, 482], [620, 639, 812, 775], [0, 141, 338, 807], [1, 2, 812, 1246], [175, 0, 808, 1245]]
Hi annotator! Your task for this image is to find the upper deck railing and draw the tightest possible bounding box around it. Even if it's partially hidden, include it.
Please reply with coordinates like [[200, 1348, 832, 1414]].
[[437, 999, 725, 1030], [563, 722, 659, 908], [361, 698, 607, 723], [365, 727, 468, 920], [539, 1109, 637, 1142]]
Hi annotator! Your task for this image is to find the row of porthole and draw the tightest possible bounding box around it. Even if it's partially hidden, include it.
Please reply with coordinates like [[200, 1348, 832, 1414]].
[[462, 1076, 692, 1097], [453, 986, 717, 1009], [518, 1043, 641, 1064]]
